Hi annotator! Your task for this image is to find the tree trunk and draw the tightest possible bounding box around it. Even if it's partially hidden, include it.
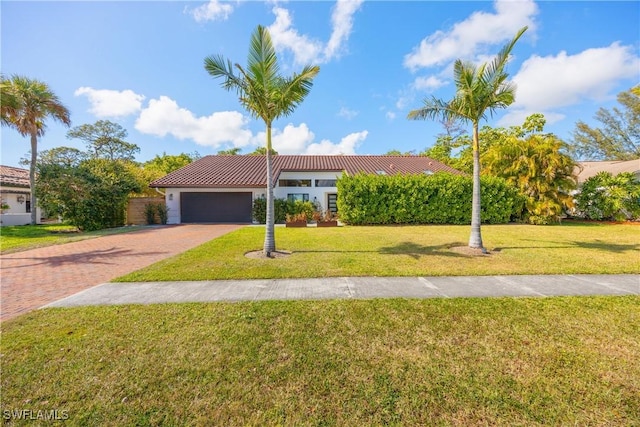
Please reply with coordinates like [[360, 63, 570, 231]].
[[29, 131, 38, 225], [469, 122, 484, 250], [263, 122, 276, 256]]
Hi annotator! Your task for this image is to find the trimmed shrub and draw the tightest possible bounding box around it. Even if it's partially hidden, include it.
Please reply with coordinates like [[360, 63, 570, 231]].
[[574, 172, 640, 221], [143, 202, 169, 225], [252, 198, 315, 224], [337, 172, 523, 225]]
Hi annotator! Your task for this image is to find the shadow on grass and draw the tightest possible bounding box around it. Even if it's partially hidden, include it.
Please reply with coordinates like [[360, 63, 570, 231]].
[[296, 242, 467, 260], [495, 240, 640, 254], [379, 241, 467, 260]]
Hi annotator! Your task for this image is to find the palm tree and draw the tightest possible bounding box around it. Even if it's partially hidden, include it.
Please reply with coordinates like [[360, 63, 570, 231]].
[[204, 25, 320, 256], [0, 74, 20, 127], [1, 75, 71, 225], [408, 27, 527, 251]]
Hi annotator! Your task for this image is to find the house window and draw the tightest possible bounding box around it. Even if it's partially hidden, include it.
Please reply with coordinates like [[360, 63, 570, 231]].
[[279, 179, 311, 187], [287, 193, 309, 203], [315, 179, 337, 187]]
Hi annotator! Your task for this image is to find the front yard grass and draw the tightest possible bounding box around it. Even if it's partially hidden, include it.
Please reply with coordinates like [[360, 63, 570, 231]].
[[117, 223, 640, 281], [3, 296, 639, 425], [0, 224, 143, 254]]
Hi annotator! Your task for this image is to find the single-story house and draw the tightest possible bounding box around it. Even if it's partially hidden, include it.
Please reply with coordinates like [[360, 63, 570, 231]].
[[150, 155, 461, 224], [0, 165, 41, 226], [575, 159, 640, 184]]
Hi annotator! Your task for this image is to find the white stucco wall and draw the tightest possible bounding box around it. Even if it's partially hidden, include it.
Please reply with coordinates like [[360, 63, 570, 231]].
[[274, 171, 340, 212], [0, 187, 42, 226]]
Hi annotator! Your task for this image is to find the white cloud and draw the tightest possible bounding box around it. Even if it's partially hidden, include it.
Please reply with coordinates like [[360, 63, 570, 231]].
[[188, 0, 234, 23], [306, 130, 368, 155], [74, 87, 145, 118], [268, 0, 363, 65], [324, 0, 364, 60], [254, 123, 316, 154], [403, 0, 537, 72], [253, 123, 367, 154], [512, 42, 640, 111], [338, 106, 358, 120], [385, 111, 396, 120], [268, 7, 324, 65], [135, 96, 252, 148], [413, 75, 447, 91], [500, 42, 640, 126]]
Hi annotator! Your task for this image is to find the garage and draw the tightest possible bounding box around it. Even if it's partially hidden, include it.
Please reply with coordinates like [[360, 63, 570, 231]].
[[180, 192, 253, 223]]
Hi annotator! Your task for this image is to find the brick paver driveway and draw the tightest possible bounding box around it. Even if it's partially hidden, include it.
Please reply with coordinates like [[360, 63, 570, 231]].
[[0, 224, 244, 321]]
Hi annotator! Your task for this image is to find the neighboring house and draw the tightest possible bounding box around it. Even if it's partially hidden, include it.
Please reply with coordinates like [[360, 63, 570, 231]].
[[0, 165, 41, 226], [575, 159, 640, 185], [150, 155, 461, 224]]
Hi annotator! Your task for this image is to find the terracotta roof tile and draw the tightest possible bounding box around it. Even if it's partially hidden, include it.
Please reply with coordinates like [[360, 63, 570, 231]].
[[150, 155, 462, 188], [0, 165, 30, 188]]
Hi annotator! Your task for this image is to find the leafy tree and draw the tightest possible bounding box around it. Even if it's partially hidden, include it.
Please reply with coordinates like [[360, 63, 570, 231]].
[[384, 149, 416, 156], [248, 146, 278, 156], [143, 152, 198, 175], [423, 113, 552, 175], [67, 120, 140, 161], [131, 152, 200, 196], [422, 135, 471, 171], [0, 75, 71, 224], [570, 87, 640, 160], [217, 147, 242, 155], [205, 25, 320, 255], [483, 131, 578, 224], [574, 172, 640, 221], [408, 27, 527, 251], [38, 146, 85, 168], [36, 156, 141, 230]]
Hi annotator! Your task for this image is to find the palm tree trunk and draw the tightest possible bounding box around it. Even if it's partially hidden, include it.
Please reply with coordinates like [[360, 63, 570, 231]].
[[29, 131, 38, 225], [263, 122, 276, 256], [469, 122, 484, 250]]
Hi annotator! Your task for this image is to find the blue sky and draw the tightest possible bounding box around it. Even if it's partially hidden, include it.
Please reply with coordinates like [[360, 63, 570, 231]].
[[2, 0, 639, 168]]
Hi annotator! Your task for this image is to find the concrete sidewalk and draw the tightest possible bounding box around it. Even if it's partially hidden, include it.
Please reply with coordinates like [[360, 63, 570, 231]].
[[44, 274, 640, 309]]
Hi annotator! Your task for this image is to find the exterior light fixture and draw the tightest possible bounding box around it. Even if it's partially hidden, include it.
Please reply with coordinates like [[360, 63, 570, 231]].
[[168, 193, 174, 201], [16, 195, 25, 204]]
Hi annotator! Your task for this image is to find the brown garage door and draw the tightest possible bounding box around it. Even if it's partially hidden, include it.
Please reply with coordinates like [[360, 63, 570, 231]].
[[181, 192, 253, 223]]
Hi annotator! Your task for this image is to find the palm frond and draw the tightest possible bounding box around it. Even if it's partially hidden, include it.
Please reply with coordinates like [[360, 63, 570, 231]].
[[407, 96, 472, 124], [3, 75, 70, 137], [483, 26, 528, 83], [247, 25, 279, 86], [276, 65, 320, 118]]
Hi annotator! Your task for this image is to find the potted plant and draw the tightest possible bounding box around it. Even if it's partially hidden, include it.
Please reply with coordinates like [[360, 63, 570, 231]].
[[285, 212, 308, 227], [0, 203, 9, 214], [316, 210, 339, 227]]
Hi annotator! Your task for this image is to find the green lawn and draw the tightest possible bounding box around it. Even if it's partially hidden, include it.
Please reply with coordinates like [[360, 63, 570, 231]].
[[0, 224, 143, 253], [117, 223, 640, 281], [2, 297, 638, 425]]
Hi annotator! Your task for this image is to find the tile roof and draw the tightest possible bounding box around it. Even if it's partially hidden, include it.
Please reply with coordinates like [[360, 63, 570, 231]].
[[575, 159, 640, 183], [150, 155, 463, 188], [0, 165, 30, 188]]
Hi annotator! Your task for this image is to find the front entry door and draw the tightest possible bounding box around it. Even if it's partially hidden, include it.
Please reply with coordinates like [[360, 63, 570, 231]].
[[327, 193, 338, 215]]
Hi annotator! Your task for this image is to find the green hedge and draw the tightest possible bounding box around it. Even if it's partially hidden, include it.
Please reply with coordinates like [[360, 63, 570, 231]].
[[252, 198, 315, 224], [337, 173, 523, 225]]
